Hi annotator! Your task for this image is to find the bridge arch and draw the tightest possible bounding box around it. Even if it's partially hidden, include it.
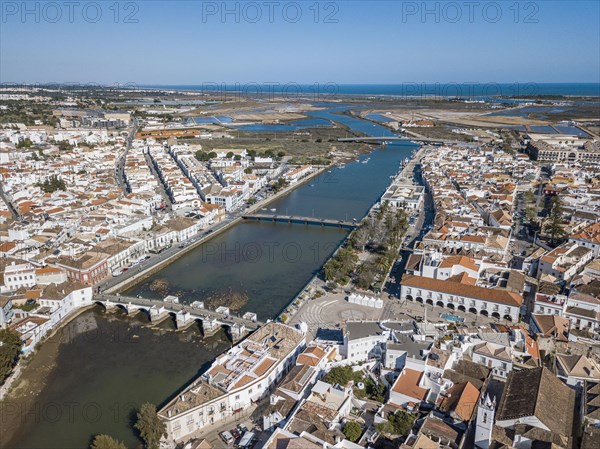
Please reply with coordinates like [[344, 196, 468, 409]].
[[436, 301, 445, 308], [406, 295, 413, 301], [426, 299, 433, 306], [492, 312, 500, 320], [115, 304, 128, 314], [468, 307, 478, 314], [93, 301, 108, 311], [480, 310, 489, 317], [457, 305, 466, 312], [134, 307, 152, 322]]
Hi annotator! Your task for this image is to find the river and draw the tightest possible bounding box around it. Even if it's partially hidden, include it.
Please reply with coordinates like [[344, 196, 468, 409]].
[[3, 106, 418, 449]]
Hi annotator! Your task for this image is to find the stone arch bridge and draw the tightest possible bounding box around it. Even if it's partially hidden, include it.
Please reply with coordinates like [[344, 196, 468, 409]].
[[93, 294, 263, 341]]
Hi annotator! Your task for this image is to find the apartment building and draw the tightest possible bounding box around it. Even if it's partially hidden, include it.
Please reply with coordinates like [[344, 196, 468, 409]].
[[158, 322, 305, 443]]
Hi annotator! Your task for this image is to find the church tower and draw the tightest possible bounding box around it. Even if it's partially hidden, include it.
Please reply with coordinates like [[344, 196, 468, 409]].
[[474, 393, 496, 449]]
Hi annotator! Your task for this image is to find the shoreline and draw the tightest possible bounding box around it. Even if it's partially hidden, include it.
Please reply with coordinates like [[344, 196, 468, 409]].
[[0, 304, 96, 402], [0, 304, 100, 448], [2, 136, 421, 449], [0, 163, 339, 424], [106, 164, 332, 294], [279, 142, 426, 324]]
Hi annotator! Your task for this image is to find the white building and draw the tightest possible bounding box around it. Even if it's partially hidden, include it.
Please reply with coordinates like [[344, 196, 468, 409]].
[[342, 321, 389, 364], [1, 262, 36, 292], [400, 275, 523, 322], [381, 183, 425, 210], [0, 296, 14, 328], [471, 342, 513, 378], [158, 322, 305, 444], [538, 242, 593, 281]]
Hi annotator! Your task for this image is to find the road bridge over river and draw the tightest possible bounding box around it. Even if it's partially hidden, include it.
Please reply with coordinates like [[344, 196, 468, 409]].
[[242, 214, 357, 229], [337, 136, 459, 145]]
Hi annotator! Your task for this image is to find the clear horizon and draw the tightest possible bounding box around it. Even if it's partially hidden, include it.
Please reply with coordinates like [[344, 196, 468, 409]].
[[2, 1, 599, 84]]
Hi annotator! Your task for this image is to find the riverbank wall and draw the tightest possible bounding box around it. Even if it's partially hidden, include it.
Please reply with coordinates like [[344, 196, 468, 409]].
[[106, 165, 331, 294], [278, 144, 428, 322]]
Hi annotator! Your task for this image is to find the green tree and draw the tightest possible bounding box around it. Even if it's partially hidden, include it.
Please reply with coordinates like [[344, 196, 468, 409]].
[[0, 329, 22, 385], [323, 247, 358, 284], [375, 420, 394, 435], [244, 167, 253, 174], [365, 379, 386, 402], [356, 263, 376, 290], [58, 140, 73, 151], [226, 151, 235, 159], [525, 206, 537, 221], [36, 175, 66, 193], [194, 150, 210, 162], [134, 403, 166, 449], [208, 151, 217, 159], [90, 435, 127, 449], [324, 366, 354, 385], [343, 421, 363, 442], [323, 366, 363, 386], [272, 178, 290, 192], [388, 410, 416, 435], [544, 196, 566, 243], [16, 138, 32, 148], [523, 189, 536, 205]]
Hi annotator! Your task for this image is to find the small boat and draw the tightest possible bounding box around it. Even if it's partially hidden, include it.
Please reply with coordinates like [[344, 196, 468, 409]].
[[270, 208, 277, 212]]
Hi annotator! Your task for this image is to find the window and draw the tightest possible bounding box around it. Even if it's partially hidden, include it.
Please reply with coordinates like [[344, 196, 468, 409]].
[[483, 412, 487, 424]]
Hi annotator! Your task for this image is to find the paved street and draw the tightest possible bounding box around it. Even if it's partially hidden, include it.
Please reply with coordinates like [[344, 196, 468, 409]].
[[115, 117, 137, 194]]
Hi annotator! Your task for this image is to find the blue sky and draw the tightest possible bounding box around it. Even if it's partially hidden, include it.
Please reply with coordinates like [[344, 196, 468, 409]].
[[1, 1, 599, 84]]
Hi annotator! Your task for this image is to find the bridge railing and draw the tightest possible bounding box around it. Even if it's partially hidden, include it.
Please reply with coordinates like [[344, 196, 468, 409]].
[[94, 294, 261, 327]]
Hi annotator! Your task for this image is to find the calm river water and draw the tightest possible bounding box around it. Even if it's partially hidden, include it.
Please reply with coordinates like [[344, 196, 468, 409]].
[[5, 107, 418, 449]]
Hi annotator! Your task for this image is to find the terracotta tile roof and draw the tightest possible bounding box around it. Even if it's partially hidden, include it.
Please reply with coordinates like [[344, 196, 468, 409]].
[[402, 275, 523, 307], [391, 368, 429, 402], [447, 272, 477, 285], [253, 357, 276, 377], [572, 222, 600, 244], [439, 381, 480, 421], [297, 345, 328, 367], [35, 266, 63, 275], [233, 374, 255, 389], [439, 256, 479, 272], [0, 242, 17, 253]]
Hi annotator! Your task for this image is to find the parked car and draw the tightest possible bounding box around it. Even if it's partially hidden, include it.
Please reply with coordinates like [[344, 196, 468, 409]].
[[219, 431, 234, 445], [238, 431, 256, 449], [231, 428, 241, 440]]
